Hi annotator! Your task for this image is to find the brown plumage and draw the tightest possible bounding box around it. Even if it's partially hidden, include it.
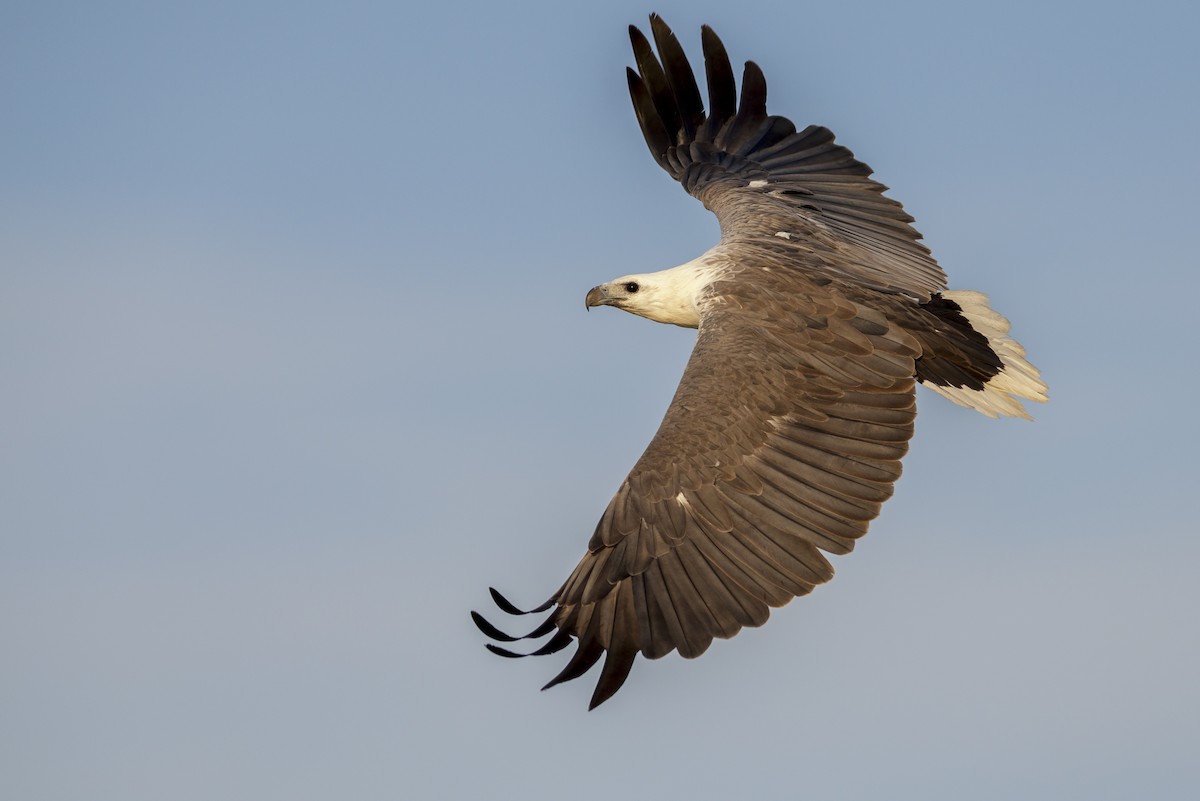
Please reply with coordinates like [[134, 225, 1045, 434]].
[[473, 15, 1046, 709]]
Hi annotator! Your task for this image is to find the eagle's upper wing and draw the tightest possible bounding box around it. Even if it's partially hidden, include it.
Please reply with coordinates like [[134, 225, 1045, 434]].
[[475, 273, 921, 708], [627, 15, 947, 300]]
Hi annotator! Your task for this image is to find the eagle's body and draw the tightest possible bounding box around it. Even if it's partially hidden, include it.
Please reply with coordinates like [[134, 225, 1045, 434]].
[[473, 16, 1046, 709]]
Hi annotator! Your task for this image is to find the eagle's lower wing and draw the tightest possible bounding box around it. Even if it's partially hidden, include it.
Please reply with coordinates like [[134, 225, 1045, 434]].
[[476, 275, 921, 708], [628, 15, 947, 299]]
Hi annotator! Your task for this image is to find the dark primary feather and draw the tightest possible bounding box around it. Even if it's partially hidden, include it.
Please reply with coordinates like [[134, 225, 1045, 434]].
[[628, 25, 681, 144], [649, 15, 705, 141], [699, 26, 736, 142]]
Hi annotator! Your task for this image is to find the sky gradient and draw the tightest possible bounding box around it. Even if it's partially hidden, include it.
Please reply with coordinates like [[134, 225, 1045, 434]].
[[4, 1, 1199, 799]]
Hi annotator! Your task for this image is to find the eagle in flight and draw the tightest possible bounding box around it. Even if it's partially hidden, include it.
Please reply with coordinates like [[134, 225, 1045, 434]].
[[472, 15, 1046, 709]]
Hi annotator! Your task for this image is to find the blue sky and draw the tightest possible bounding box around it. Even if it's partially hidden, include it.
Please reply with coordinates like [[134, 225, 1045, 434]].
[[3, 1, 1199, 798]]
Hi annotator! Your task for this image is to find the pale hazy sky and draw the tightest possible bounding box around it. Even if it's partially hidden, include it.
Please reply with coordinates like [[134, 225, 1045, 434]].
[[4, 1, 1199, 799]]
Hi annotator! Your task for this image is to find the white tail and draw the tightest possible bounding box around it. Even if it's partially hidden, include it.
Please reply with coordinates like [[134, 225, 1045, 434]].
[[920, 290, 1048, 420]]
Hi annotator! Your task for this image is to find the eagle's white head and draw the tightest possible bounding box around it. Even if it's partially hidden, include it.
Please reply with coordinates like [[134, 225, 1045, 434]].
[[584, 258, 720, 329]]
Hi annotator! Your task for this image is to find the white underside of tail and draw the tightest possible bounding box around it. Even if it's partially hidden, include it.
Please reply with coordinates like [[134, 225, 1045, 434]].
[[921, 290, 1048, 420]]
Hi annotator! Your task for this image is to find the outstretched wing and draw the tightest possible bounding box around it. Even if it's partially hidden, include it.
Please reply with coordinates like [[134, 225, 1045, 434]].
[[475, 273, 921, 708], [627, 15, 947, 299]]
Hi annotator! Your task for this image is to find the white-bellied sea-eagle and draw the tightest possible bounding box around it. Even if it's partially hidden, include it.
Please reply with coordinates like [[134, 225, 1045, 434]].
[[472, 15, 1047, 709]]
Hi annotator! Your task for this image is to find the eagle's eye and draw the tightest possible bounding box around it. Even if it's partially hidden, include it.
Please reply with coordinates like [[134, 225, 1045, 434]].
[[624, 282, 640, 293]]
